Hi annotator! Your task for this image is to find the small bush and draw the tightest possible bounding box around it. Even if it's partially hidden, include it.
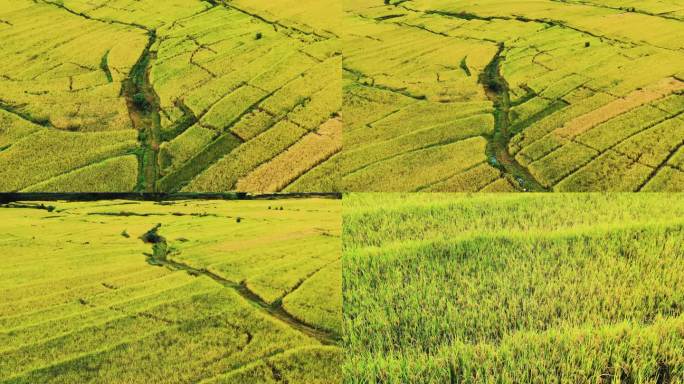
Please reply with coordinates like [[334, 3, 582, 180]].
[[255, 32, 262, 40], [140, 223, 163, 244], [38, 203, 56, 212], [133, 93, 149, 111]]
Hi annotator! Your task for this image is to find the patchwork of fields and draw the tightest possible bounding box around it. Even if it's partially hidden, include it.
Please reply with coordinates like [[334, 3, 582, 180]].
[[1, 0, 683, 192], [342, 0, 684, 191], [0, 198, 341, 383], [344, 193, 684, 382], [0, 0, 340, 193]]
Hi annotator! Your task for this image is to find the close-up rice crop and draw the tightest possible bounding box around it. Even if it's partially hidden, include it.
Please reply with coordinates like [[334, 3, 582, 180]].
[[343, 193, 684, 383]]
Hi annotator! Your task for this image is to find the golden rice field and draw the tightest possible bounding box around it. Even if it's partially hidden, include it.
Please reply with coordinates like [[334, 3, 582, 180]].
[[0, 198, 341, 383], [0, 0, 340, 193], [342, 0, 684, 192], [344, 193, 684, 383], [2, 0, 683, 193]]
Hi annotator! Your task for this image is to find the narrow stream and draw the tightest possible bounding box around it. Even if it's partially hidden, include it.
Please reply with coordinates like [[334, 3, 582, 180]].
[[140, 224, 340, 346], [480, 43, 548, 192], [121, 30, 162, 193]]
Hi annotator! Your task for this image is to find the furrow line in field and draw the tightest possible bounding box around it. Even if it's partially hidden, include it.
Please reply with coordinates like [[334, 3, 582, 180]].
[[2, 327, 169, 381], [0, 288, 198, 353], [343, 135, 486, 178], [416, 161, 491, 192], [533, 110, 684, 189], [32, 0, 150, 32], [279, 148, 342, 192], [401, 3, 684, 52], [0, 99, 52, 128], [276, 259, 339, 304], [198, 347, 300, 383], [219, 2, 333, 41], [637, 140, 684, 191], [346, 218, 684, 255], [3, 307, 245, 382], [550, 0, 684, 22], [343, 67, 428, 100]]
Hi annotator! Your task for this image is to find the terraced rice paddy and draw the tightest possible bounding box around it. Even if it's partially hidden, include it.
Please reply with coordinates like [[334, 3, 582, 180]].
[[2, 0, 683, 192], [342, 0, 684, 191], [0, 197, 341, 383], [344, 193, 684, 382], [0, 0, 340, 193]]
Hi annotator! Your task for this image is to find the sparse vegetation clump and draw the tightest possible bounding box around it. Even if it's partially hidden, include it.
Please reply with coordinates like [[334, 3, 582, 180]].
[[139, 223, 163, 243], [132, 93, 150, 112]]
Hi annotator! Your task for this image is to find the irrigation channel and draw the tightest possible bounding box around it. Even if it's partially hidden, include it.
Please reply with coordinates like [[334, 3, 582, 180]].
[[121, 30, 163, 193], [30, 0, 165, 192], [479, 43, 549, 192], [140, 223, 340, 346]]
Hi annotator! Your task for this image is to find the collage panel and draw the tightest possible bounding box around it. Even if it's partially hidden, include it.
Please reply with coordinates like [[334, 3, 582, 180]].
[[341, 0, 684, 192], [343, 193, 684, 382], [0, 0, 341, 193], [0, 196, 341, 383]]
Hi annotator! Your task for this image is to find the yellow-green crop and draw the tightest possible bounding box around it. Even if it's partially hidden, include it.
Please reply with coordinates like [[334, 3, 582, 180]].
[[341, 0, 684, 191], [0, 197, 341, 383], [344, 193, 684, 383], [0, 0, 340, 192]]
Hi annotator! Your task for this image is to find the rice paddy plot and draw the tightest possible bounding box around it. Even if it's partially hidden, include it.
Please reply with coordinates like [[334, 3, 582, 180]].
[[343, 0, 684, 191], [0, 0, 341, 193], [344, 193, 684, 383], [0, 0, 152, 192], [144, 0, 341, 193], [0, 198, 341, 383]]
